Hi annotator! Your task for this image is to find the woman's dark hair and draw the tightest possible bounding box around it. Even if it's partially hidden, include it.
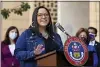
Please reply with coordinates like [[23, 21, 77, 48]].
[[76, 28, 90, 44], [30, 6, 53, 35], [2, 26, 19, 45]]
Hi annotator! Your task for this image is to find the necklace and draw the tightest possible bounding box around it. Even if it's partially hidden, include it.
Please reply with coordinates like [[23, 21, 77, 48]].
[[42, 32, 48, 39]]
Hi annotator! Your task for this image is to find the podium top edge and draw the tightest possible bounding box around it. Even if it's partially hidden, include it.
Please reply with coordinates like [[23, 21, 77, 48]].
[[35, 50, 56, 60]]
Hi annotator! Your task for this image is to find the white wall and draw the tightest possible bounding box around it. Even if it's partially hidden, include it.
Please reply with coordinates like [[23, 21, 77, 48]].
[[57, 2, 89, 45], [0, 2, 2, 42]]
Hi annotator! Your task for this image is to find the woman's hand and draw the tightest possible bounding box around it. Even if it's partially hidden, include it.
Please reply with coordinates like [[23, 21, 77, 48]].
[[34, 44, 45, 55]]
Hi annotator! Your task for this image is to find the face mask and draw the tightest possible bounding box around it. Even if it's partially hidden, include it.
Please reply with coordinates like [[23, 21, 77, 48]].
[[80, 37, 87, 43], [9, 32, 17, 40], [89, 33, 95, 39]]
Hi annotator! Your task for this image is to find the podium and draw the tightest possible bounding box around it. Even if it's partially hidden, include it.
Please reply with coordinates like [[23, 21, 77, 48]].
[[35, 50, 69, 67], [35, 50, 57, 67], [35, 50, 93, 67]]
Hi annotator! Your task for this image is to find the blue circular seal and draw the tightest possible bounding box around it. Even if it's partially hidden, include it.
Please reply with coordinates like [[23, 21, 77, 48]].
[[64, 36, 88, 66]]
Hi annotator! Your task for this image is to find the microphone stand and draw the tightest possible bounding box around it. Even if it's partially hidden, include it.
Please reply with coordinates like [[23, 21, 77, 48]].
[[63, 31, 71, 39]]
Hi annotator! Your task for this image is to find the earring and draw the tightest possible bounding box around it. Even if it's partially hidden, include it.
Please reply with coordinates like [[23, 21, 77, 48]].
[[31, 24, 34, 27], [31, 21, 35, 28]]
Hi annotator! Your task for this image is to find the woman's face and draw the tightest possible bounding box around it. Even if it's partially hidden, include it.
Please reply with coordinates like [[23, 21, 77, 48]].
[[78, 32, 87, 42], [37, 8, 49, 27], [9, 29, 17, 40]]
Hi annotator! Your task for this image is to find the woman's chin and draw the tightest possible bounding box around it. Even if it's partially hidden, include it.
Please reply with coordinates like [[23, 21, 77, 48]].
[[39, 24, 48, 27]]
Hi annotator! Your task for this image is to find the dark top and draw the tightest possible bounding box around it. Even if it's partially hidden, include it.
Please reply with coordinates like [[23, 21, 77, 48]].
[[42, 36, 60, 53]]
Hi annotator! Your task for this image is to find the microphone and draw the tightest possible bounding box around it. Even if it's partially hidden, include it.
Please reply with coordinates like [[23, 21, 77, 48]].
[[55, 23, 71, 37]]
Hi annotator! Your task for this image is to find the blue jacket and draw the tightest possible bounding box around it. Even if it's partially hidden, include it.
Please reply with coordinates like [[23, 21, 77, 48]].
[[14, 29, 63, 67], [88, 41, 100, 67]]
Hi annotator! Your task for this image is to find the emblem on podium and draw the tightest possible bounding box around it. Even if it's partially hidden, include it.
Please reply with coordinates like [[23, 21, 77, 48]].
[[64, 36, 88, 66]]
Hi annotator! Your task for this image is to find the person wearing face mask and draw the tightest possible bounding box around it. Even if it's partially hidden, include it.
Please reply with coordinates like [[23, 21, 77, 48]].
[[88, 27, 100, 67], [1, 26, 20, 67], [14, 6, 63, 67], [76, 28, 89, 45]]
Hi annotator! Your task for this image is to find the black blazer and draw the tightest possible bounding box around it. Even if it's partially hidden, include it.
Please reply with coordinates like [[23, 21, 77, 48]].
[[94, 41, 100, 67]]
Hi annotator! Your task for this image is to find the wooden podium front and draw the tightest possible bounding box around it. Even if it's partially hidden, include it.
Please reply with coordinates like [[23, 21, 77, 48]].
[[35, 50, 57, 67]]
